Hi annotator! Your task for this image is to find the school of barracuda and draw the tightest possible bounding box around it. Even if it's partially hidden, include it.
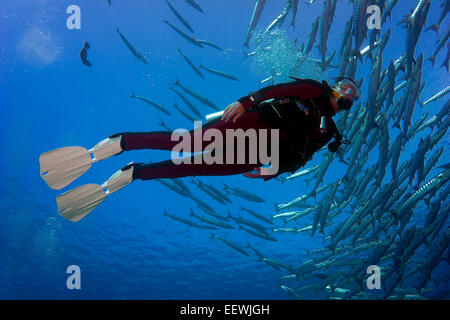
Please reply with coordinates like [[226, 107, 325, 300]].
[[113, 0, 449, 299]]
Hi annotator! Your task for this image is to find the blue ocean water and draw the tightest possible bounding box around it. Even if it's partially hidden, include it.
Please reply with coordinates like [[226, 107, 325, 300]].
[[0, 0, 448, 299]]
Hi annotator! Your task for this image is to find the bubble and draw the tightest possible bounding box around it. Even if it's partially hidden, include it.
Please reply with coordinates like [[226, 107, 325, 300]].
[[17, 26, 63, 66], [249, 28, 328, 84]]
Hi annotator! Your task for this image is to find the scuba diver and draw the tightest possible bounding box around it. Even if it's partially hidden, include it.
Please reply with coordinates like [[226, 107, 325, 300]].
[[39, 76, 360, 221]]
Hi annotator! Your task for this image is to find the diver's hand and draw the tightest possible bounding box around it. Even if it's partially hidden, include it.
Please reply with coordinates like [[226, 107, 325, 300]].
[[222, 101, 245, 123]]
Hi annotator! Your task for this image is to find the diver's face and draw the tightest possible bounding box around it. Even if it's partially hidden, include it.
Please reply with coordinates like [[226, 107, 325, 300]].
[[337, 83, 356, 101]]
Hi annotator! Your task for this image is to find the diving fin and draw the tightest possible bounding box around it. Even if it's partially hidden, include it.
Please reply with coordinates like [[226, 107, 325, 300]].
[[57, 184, 106, 222], [39, 136, 123, 190], [56, 162, 136, 222]]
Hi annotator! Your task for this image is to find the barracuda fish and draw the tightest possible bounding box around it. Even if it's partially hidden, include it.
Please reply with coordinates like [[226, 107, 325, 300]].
[[155, 179, 190, 198], [351, 0, 370, 61], [318, 0, 334, 66], [272, 227, 300, 233], [115, 28, 148, 64], [381, 0, 399, 25], [247, 243, 265, 260], [169, 86, 202, 118], [423, 146, 445, 180], [186, 0, 204, 13], [240, 205, 272, 224], [163, 20, 203, 48], [196, 39, 222, 51], [302, 16, 320, 57], [209, 233, 249, 256], [177, 49, 204, 79], [267, 1, 291, 33], [238, 224, 277, 242], [380, 60, 396, 110], [423, 85, 450, 105], [290, 0, 299, 29], [317, 181, 340, 234], [230, 216, 269, 237], [172, 178, 190, 195], [402, 54, 424, 136], [158, 119, 171, 131], [130, 93, 171, 115], [244, 0, 266, 48], [190, 178, 227, 205], [190, 209, 234, 229], [392, 169, 450, 219], [173, 101, 197, 123], [441, 43, 450, 72], [187, 194, 219, 217], [282, 165, 320, 182], [350, 230, 398, 282], [389, 133, 407, 177], [311, 153, 335, 198], [222, 184, 265, 203], [376, 115, 390, 187], [367, 50, 383, 129], [338, 17, 353, 76], [173, 78, 218, 111], [425, 0, 449, 35], [199, 64, 239, 81], [416, 230, 450, 294], [428, 25, 449, 66], [328, 202, 367, 252], [275, 193, 309, 211], [163, 210, 218, 230], [399, 0, 432, 74], [165, 0, 194, 33], [407, 136, 429, 187], [203, 183, 232, 204]]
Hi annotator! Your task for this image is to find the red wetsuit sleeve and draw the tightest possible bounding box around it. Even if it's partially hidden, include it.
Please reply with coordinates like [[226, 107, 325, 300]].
[[238, 80, 325, 111]]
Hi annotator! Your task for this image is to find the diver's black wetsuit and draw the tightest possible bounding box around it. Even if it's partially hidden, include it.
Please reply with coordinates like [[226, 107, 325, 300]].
[[113, 79, 341, 181]]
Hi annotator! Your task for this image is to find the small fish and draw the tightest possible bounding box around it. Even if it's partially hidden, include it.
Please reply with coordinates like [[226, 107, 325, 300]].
[[290, 0, 299, 29], [177, 49, 204, 79], [238, 224, 277, 242], [173, 78, 218, 110], [190, 209, 234, 229], [423, 85, 450, 105], [428, 25, 450, 66], [158, 119, 171, 131], [79, 41, 91, 67], [209, 233, 249, 256], [165, 0, 194, 33], [116, 28, 148, 64], [302, 16, 320, 56], [169, 87, 203, 118], [240, 205, 272, 224], [172, 101, 197, 123], [196, 39, 222, 51], [199, 64, 239, 81], [244, 0, 266, 48], [163, 20, 203, 48], [130, 93, 171, 115], [163, 210, 218, 230], [186, 0, 204, 13], [223, 183, 265, 203]]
